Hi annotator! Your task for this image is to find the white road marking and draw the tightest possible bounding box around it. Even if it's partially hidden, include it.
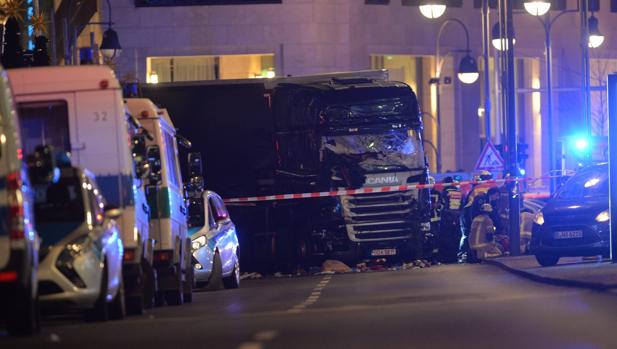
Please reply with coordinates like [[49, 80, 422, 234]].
[[287, 275, 333, 314]]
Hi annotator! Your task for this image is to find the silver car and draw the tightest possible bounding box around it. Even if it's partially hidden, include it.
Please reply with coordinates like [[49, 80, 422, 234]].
[[35, 166, 125, 321], [189, 191, 240, 290]]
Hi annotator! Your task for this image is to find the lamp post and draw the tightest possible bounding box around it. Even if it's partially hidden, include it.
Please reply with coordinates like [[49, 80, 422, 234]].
[[433, 18, 479, 173]]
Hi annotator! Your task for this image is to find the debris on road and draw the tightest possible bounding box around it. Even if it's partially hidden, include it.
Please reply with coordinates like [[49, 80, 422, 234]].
[[241, 272, 263, 280], [321, 260, 353, 273]]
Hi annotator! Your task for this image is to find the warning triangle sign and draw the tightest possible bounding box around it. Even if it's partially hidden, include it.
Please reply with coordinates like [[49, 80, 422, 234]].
[[475, 142, 506, 171]]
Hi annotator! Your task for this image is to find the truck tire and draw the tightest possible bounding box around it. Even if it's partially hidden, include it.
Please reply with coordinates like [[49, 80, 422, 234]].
[[109, 279, 126, 320], [205, 252, 224, 291], [164, 263, 184, 306], [6, 281, 38, 336], [183, 265, 194, 303], [223, 259, 240, 289], [85, 263, 109, 322]]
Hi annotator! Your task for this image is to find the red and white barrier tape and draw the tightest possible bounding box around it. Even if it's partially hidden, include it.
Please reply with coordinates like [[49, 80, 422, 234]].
[[223, 176, 558, 203]]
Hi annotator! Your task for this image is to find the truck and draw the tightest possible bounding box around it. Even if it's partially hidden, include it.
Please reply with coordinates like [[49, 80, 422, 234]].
[[9, 66, 156, 314], [139, 71, 432, 271]]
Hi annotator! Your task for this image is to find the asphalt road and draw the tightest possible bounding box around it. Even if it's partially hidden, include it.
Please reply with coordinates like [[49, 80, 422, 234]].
[[2, 263, 617, 349]]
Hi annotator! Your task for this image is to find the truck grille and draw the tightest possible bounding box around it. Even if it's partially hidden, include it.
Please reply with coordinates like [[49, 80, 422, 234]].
[[340, 191, 417, 242]]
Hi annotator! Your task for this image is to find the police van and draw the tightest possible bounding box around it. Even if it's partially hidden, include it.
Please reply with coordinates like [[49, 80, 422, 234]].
[[8, 66, 154, 314], [125, 98, 192, 305], [0, 68, 39, 336]]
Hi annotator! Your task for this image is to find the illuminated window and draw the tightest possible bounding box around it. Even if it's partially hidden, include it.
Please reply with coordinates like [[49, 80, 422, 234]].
[[147, 54, 275, 83]]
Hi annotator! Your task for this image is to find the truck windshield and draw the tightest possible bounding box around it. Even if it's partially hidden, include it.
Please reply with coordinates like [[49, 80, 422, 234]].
[[322, 128, 424, 173], [17, 101, 71, 158]]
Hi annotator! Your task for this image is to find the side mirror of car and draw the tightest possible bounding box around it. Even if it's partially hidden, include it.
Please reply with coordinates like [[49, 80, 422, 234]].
[[146, 145, 162, 185]]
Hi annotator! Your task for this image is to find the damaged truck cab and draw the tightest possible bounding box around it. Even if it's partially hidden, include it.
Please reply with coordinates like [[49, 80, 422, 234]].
[[272, 78, 432, 262]]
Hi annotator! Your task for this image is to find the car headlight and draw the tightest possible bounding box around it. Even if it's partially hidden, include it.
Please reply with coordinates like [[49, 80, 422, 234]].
[[192, 236, 207, 251], [533, 211, 545, 226], [56, 235, 90, 288], [595, 209, 610, 223]]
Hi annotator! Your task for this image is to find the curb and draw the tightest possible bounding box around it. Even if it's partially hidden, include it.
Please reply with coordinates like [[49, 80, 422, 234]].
[[483, 259, 617, 291]]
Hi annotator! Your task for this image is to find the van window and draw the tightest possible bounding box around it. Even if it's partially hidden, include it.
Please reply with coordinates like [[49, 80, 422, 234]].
[[18, 101, 71, 157], [163, 130, 180, 187]]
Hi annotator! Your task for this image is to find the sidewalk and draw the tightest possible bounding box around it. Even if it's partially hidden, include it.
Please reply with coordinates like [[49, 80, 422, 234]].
[[484, 255, 617, 290]]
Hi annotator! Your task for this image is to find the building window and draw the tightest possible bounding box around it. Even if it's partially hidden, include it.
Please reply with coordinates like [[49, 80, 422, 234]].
[[135, 0, 281, 7], [147, 54, 275, 83]]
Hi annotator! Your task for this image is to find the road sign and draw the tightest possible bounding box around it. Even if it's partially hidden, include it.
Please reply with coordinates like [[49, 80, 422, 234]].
[[475, 141, 505, 171]]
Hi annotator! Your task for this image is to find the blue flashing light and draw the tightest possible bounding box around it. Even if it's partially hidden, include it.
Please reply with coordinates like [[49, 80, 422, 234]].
[[574, 138, 589, 151], [519, 168, 526, 176]]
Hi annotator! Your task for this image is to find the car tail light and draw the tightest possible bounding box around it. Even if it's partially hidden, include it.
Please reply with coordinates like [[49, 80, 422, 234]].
[[0, 271, 18, 282], [153, 251, 173, 263], [123, 249, 136, 262], [7, 171, 24, 240]]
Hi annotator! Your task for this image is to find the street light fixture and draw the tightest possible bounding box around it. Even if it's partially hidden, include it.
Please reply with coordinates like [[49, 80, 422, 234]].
[[458, 55, 480, 84], [491, 23, 516, 51], [419, 1, 447, 19], [588, 15, 604, 48], [100, 27, 122, 61], [524, 0, 551, 16]]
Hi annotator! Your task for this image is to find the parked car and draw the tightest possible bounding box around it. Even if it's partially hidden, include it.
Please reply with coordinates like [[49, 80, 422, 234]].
[[9, 66, 155, 314], [188, 191, 240, 289], [530, 163, 608, 266], [35, 165, 125, 321], [0, 69, 39, 336]]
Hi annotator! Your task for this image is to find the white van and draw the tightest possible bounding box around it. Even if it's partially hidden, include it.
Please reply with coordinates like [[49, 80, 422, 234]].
[[8, 66, 154, 314], [125, 98, 192, 305], [0, 68, 39, 336]]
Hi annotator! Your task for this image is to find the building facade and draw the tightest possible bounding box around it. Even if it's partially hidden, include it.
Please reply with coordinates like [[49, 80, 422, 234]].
[[60, 0, 617, 181]]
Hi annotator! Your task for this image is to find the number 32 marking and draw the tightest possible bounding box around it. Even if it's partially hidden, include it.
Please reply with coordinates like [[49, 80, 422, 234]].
[[94, 111, 108, 122]]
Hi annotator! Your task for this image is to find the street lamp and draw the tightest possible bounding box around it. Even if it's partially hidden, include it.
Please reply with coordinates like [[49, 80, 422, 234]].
[[491, 23, 516, 51], [419, 1, 447, 19], [432, 18, 479, 172], [100, 27, 122, 61], [524, 0, 551, 17], [588, 15, 604, 48], [458, 55, 479, 84]]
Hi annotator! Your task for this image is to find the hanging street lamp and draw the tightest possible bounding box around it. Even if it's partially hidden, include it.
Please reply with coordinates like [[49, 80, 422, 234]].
[[588, 15, 605, 48], [524, 0, 551, 16], [458, 54, 480, 84], [419, 1, 447, 19], [491, 23, 516, 51]]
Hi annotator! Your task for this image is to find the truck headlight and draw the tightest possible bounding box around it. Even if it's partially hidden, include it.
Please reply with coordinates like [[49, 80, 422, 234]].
[[192, 236, 207, 251], [533, 211, 545, 226], [595, 209, 610, 223]]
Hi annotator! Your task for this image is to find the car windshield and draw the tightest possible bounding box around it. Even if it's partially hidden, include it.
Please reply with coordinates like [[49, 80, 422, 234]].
[[556, 167, 608, 199], [321, 128, 424, 173], [34, 177, 85, 225]]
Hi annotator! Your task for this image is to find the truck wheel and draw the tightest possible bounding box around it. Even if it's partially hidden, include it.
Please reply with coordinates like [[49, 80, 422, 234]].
[[223, 259, 240, 289], [142, 258, 157, 309], [7, 281, 37, 336], [85, 263, 109, 322], [535, 254, 559, 267], [206, 252, 224, 291], [164, 263, 184, 306], [109, 279, 126, 320], [183, 265, 194, 303]]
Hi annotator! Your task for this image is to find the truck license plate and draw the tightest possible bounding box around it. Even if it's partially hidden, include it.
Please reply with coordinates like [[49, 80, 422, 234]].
[[554, 230, 583, 239], [371, 248, 397, 256]]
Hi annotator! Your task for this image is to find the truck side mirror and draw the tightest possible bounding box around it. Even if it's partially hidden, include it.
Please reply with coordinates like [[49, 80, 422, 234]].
[[146, 145, 162, 185], [186, 152, 204, 196], [26, 145, 58, 185], [132, 134, 150, 179]]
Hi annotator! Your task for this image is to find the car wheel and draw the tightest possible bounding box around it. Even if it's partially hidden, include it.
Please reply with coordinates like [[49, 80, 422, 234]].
[[205, 252, 224, 291], [535, 254, 560, 267], [109, 279, 126, 320], [7, 280, 38, 336], [85, 263, 110, 322], [223, 259, 240, 289]]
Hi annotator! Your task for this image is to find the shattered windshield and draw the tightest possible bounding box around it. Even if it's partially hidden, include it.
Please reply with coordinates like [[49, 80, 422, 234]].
[[322, 129, 424, 173]]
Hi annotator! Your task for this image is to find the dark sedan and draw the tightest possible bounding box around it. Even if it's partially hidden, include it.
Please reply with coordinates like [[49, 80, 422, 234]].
[[530, 164, 609, 266]]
